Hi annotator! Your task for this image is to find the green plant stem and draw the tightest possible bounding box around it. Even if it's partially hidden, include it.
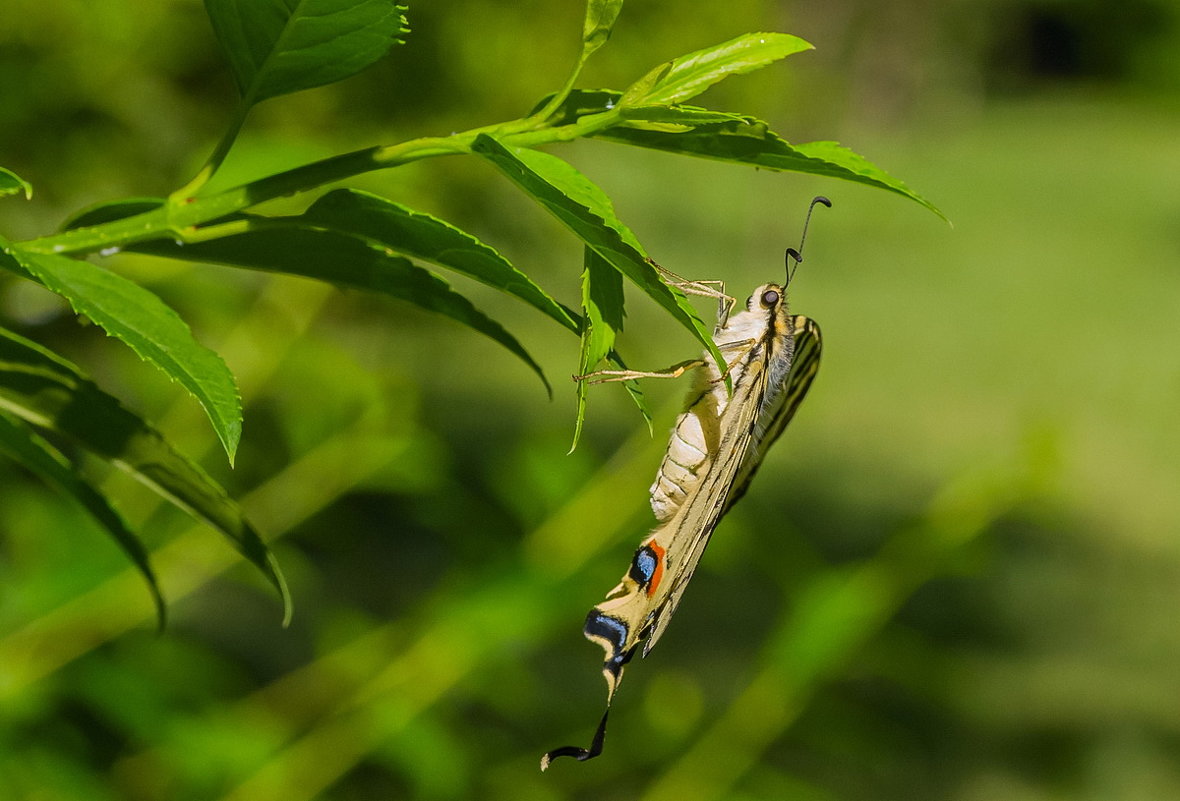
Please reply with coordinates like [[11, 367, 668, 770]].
[[171, 101, 254, 202], [19, 107, 624, 259], [527, 50, 589, 127]]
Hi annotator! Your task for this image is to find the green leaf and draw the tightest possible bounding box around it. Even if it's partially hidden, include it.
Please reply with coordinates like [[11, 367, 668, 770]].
[[471, 134, 727, 379], [581, 249, 624, 368], [301, 189, 581, 334], [63, 198, 164, 230], [543, 89, 942, 217], [0, 326, 289, 622], [129, 224, 552, 395], [600, 118, 945, 220], [203, 0, 409, 105], [788, 141, 945, 218], [621, 33, 812, 106], [0, 412, 166, 628], [0, 167, 32, 200], [571, 247, 622, 451], [583, 0, 623, 55], [0, 241, 244, 463], [62, 198, 555, 392], [618, 105, 752, 128], [571, 251, 651, 450]]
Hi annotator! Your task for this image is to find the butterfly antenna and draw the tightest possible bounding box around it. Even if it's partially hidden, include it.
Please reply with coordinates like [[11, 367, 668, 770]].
[[786, 195, 832, 285]]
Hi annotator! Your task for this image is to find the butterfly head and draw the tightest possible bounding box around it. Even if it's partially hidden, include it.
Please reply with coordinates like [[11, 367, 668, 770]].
[[745, 283, 786, 314], [741, 283, 793, 346]]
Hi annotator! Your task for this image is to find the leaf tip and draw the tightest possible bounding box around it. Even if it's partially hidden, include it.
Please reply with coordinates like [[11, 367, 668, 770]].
[[0, 167, 32, 200], [569, 384, 587, 454], [152, 591, 169, 634], [135, 550, 168, 633], [216, 421, 240, 467], [268, 552, 294, 628]]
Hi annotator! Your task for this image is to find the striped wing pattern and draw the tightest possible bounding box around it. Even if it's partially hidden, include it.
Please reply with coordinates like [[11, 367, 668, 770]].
[[648, 315, 821, 654], [725, 315, 821, 513], [542, 287, 822, 770]]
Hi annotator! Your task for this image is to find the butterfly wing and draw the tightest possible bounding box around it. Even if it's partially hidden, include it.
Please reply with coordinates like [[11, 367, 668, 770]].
[[542, 303, 820, 770], [541, 336, 773, 770], [642, 315, 820, 650], [583, 331, 773, 681], [724, 314, 822, 512], [639, 345, 772, 654]]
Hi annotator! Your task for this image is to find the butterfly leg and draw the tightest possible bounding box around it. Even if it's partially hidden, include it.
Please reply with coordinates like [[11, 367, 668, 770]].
[[711, 338, 759, 383], [575, 358, 706, 385], [653, 266, 736, 327], [577, 337, 757, 385]]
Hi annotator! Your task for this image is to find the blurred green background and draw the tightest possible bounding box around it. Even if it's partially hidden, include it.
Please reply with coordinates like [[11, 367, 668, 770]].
[[2, 1, 1179, 799]]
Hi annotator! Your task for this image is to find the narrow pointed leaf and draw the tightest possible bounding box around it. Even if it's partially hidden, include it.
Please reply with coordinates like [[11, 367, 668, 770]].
[[617, 105, 752, 128], [63, 197, 164, 231], [583, 0, 624, 55], [301, 189, 580, 334], [581, 248, 624, 369], [531, 89, 944, 219], [1, 167, 32, 200], [204, 0, 409, 105], [0, 412, 166, 627], [599, 118, 945, 219], [623, 33, 812, 106], [572, 247, 623, 451], [63, 202, 554, 392], [471, 134, 727, 378], [788, 141, 945, 218], [130, 225, 551, 395], [0, 241, 244, 462], [0, 326, 289, 620], [570, 260, 651, 449]]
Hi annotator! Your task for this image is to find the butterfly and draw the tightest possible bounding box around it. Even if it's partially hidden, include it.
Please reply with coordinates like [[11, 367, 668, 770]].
[[542, 197, 829, 770]]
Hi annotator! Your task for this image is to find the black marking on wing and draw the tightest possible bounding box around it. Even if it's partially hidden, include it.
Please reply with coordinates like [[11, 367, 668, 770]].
[[725, 315, 821, 512], [628, 544, 659, 590], [642, 334, 776, 654], [584, 611, 632, 677], [544, 304, 820, 771]]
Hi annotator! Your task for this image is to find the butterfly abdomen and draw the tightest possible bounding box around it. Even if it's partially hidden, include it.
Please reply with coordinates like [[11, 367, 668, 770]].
[[649, 326, 753, 521], [650, 400, 715, 520]]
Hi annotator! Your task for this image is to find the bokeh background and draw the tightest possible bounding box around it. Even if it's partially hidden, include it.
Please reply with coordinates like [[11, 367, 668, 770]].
[[2, 1, 1179, 799]]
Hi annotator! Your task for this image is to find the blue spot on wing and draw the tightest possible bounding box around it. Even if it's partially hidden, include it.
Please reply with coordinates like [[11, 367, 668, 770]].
[[629, 546, 658, 588]]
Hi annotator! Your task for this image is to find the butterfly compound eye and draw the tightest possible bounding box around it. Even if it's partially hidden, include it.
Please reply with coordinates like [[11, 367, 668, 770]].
[[761, 289, 780, 307]]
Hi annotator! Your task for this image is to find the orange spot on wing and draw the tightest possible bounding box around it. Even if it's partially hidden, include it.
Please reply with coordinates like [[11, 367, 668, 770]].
[[646, 541, 666, 596]]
